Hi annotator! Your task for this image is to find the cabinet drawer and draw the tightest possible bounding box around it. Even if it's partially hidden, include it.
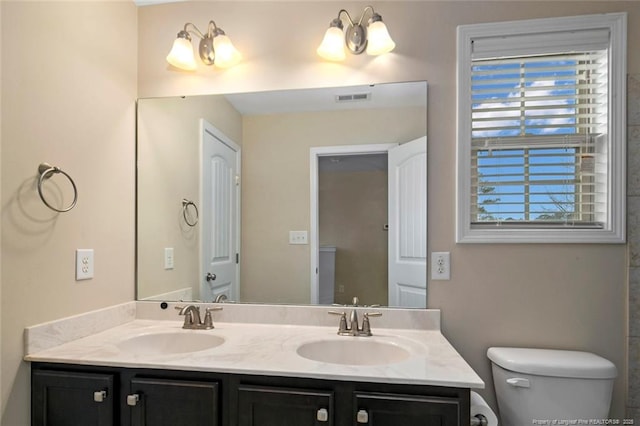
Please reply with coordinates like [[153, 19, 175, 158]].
[[128, 377, 220, 426], [353, 391, 460, 426], [238, 384, 334, 426]]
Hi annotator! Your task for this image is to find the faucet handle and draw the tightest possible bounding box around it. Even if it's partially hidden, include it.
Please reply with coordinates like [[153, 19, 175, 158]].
[[203, 306, 223, 329], [328, 311, 349, 334], [360, 312, 382, 336]]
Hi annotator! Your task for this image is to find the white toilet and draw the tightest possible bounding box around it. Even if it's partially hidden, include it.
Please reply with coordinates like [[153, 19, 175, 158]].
[[488, 347, 617, 426]]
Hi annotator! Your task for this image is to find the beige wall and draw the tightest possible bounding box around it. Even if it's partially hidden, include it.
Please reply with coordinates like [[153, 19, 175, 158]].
[[0, 1, 633, 423], [137, 95, 242, 300], [241, 107, 426, 304], [139, 2, 638, 417], [0, 0, 3, 409], [320, 170, 388, 306], [1, 2, 138, 424]]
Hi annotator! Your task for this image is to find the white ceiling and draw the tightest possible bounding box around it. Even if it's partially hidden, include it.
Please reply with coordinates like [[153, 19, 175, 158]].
[[224, 81, 427, 116]]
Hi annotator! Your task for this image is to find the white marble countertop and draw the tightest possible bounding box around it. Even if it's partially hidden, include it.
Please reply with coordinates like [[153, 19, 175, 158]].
[[25, 318, 484, 389]]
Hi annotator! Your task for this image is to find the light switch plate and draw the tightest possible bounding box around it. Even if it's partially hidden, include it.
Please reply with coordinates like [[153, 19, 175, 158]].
[[76, 249, 94, 280], [289, 230, 308, 245], [164, 247, 174, 270]]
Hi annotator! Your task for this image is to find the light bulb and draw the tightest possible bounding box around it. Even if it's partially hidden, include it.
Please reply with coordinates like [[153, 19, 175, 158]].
[[366, 20, 395, 56], [317, 26, 346, 61], [166, 36, 197, 71], [213, 34, 241, 68]]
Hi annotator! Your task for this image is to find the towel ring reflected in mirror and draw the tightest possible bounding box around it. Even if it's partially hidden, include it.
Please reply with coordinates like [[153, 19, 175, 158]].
[[182, 198, 199, 227], [37, 163, 78, 213]]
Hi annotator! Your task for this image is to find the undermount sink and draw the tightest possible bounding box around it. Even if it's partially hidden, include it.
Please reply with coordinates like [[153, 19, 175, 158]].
[[296, 339, 411, 366], [117, 332, 225, 355]]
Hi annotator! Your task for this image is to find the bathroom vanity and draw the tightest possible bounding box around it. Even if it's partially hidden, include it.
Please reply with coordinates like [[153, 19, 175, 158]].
[[25, 302, 484, 426], [31, 363, 467, 425]]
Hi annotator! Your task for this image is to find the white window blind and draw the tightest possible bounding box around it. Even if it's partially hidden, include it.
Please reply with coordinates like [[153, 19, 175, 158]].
[[470, 51, 609, 227], [456, 13, 626, 243]]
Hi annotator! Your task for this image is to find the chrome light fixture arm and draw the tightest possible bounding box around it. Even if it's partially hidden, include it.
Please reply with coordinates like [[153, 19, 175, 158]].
[[180, 21, 219, 66], [340, 8, 368, 55]]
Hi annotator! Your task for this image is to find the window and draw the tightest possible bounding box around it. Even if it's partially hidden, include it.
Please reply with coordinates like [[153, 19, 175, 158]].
[[456, 13, 627, 243]]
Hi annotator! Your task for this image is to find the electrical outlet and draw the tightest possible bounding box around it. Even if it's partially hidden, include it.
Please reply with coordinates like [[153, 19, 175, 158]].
[[289, 230, 308, 245], [164, 248, 174, 270], [76, 249, 94, 281], [431, 252, 450, 280], [338, 285, 345, 293]]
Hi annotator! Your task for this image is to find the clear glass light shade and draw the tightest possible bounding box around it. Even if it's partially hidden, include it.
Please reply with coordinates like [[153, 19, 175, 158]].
[[317, 26, 346, 61], [213, 34, 241, 68], [166, 37, 197, 71], [366, 20, 396, 56]]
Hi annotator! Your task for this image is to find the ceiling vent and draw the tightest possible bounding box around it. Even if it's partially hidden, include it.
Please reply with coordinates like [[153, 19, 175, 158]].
[[335, 93, 371, 103]]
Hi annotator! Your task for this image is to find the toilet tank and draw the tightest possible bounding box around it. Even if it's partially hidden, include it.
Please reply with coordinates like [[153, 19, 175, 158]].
[[488, 347, 617, 426]]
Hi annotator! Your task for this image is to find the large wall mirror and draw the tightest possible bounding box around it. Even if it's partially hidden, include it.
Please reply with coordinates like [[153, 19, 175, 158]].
[[137, 81, 428, 308]]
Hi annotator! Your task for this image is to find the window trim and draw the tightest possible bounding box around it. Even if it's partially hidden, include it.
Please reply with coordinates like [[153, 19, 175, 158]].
[[456, 13, 627, 243]]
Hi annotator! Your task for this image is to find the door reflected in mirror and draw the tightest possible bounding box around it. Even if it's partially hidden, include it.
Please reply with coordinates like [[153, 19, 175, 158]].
[[137, 81, 427, 308]]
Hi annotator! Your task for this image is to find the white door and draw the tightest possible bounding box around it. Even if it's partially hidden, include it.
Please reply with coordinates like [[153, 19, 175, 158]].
[[388, 136, 427, 308], [201, 120, 241, 302]]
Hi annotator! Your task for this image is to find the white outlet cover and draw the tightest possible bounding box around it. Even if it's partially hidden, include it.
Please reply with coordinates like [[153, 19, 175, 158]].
[[76, 249, 94, 280], [431, 251, 450, 280]]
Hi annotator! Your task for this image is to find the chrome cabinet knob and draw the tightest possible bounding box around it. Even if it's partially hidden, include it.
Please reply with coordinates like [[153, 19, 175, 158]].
[[356, 409, 369, 423], [316, 408, 329, 422], [93, 390, 107, 403], [126, 394, 140, 406], [206, 273, 217, 282]]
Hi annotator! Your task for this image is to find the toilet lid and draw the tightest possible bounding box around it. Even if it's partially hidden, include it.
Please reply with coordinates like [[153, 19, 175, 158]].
[[487, 347, 617, 379]]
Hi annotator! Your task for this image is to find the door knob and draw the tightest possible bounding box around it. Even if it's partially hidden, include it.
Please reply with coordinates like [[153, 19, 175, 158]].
[[206, 273, 216, 282]]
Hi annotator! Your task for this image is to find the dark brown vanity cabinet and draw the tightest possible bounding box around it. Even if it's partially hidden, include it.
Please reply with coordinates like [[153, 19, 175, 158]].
[[31, 363, 468, 426], [353, 392, 461, 425], [32, 366, 222, 426], [128, 377, 220, 426], [32, 369, 115, 426], [237, 384, 334, 426]]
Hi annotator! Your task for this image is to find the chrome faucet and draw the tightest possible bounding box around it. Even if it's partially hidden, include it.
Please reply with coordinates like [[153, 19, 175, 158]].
[[329, 297, 382, 336], [176, 305, 222, 329]]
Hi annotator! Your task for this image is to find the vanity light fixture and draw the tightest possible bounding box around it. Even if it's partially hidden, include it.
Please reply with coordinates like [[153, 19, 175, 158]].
[[317, 6, 395, 61], [166, 21, 241, 71]]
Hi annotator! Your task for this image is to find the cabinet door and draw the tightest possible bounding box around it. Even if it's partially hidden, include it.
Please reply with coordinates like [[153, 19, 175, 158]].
[[238, 384, 334, 426], [128, 377, 219, 426], [353, 392, 460, 426], [32, 369, 114, 426]]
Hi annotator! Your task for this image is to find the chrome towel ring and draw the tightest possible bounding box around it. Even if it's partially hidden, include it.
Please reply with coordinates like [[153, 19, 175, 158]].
[[37, 163, 78, 213], [182, 199, 199, 227]]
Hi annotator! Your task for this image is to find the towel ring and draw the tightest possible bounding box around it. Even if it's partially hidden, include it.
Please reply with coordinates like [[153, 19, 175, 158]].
[[37, 163, 78, 213], [182, 199, 199, 227]]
